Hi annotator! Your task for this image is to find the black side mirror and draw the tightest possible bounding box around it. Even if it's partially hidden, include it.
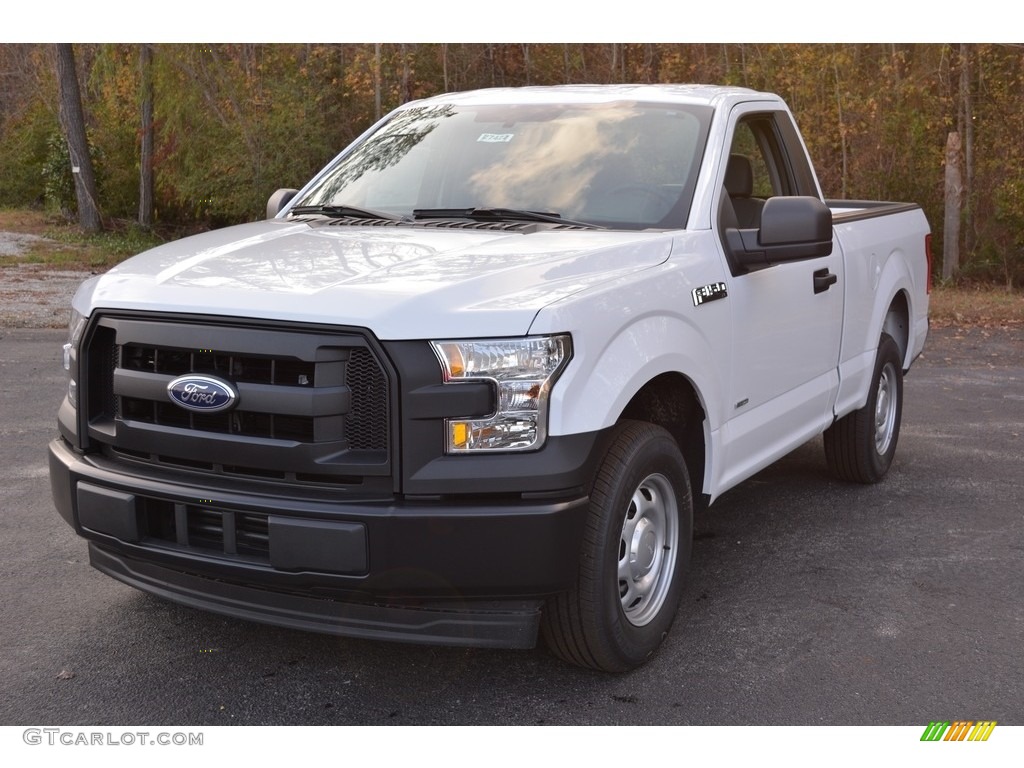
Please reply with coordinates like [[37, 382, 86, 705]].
[[266, 188, 299, 219], [726, 196, 833, 272]]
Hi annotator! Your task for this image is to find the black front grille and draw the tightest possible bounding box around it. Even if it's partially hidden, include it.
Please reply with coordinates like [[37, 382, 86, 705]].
[[82, 314, 393, 486], [345, 348, 389, 451], [120, 393, 318, 442], [122, 344, 317, 387]]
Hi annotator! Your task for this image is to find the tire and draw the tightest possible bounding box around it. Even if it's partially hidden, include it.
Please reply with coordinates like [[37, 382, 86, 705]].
[[542, 420, 693, 672], [824, 333, 904, 484]]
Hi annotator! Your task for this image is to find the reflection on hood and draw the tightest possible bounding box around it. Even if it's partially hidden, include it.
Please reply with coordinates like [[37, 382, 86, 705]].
[[93, 219, 674, 338]]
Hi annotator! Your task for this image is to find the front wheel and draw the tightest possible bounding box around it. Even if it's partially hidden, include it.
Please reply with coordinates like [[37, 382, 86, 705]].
[[542, 420, 693, 672], [824, 333, 904, 483]]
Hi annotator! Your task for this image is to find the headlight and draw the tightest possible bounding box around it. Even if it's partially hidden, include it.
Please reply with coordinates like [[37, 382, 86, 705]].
[[63, 308, 87, 408], [430, 335, 571, 452]]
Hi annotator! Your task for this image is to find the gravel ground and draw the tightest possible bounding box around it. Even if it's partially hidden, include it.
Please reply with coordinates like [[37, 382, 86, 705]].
[[0, 231, 93, 329], [0, 231, 49, 256], [0, 264, 91, 328]]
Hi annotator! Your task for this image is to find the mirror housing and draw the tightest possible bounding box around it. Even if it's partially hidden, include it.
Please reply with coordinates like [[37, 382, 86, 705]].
[[266, 188, 299, 219], [726, 196, 833, 273]]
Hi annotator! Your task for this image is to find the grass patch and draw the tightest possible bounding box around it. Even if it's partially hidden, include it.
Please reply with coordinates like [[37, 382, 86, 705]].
[[929, 284, 1023, 328], [43, 223, 166, 269], [0, 208, 166, 270], [0, 208, 55, 235]]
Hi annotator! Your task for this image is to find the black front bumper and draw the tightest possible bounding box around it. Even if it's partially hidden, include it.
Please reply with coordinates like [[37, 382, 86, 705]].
[[88, 544, 547, 648], [49, 438, 591, 649]]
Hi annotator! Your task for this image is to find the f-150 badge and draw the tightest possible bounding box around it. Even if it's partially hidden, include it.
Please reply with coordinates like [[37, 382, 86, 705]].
[[692, 282, 728, 307]]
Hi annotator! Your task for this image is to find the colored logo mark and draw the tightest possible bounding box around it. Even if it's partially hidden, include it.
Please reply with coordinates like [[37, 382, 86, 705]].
[[166, 374, 238, 413], [920, 721, 997, 742]]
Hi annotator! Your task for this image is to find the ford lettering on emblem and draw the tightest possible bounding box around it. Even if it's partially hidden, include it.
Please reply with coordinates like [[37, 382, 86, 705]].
[[167, 375, 238, 413]]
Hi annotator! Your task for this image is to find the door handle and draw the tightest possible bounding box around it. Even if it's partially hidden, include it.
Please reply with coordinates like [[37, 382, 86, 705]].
[[813, 268, 838, 294]]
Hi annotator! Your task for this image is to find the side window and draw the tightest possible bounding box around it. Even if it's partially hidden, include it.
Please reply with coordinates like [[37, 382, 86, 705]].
[[721, 112, 801, 232], [730, 121, 775, 198], [719, 110, 827, 276]]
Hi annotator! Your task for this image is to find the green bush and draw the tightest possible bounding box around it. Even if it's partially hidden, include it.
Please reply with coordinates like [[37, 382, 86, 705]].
[[0, 104, 54, 208]]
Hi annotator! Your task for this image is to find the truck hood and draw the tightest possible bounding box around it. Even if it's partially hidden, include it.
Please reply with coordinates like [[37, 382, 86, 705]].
[[78, 219, 674, 338]]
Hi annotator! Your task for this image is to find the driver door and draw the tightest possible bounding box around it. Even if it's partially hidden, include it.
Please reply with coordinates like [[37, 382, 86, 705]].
[[714, 106, 844, 490]]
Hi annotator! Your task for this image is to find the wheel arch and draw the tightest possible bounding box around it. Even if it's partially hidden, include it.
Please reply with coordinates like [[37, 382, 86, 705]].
[[618, 372, 708, 503], [869, 249, 917, 369], [882, 289, 911, 369], [546, 313, 724, 499]]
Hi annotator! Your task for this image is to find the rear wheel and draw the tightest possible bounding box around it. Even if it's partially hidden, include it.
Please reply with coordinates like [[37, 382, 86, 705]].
[[824, 333, 904, 483], [542, 420, 693, 672]]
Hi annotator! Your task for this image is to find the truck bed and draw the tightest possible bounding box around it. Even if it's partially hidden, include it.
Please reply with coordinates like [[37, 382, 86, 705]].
[[827, 199, 922, 223]]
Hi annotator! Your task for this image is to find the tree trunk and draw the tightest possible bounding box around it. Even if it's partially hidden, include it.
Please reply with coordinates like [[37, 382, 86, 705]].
[[833, 52, 849, 199], [54, 43, 102, 232], [441, 43, 449, 92], [959, 43, 975, 253], [942, 131, 962, 281], [138, 44, 154, 229], [373, 43, 382, 121], [399, 43, 410, 104]]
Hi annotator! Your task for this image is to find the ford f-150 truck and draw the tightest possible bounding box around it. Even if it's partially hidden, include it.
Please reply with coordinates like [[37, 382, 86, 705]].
[[49, 85, 930, 671]]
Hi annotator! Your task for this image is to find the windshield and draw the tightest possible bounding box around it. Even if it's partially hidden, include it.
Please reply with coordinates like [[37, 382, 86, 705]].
[[293, 100, 712, 230]]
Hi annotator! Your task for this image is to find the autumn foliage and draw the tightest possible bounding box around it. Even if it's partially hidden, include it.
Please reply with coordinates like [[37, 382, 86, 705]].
[[0, 43, 1022, 287]]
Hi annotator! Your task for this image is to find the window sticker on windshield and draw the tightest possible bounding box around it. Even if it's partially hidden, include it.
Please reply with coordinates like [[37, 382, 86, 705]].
[[477, 133, 514, 143]]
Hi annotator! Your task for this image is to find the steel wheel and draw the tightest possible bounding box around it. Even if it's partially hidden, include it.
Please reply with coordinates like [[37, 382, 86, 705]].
[[874, 361, 899, 456], [824, 333, 904, 484], [618, 473, 679, 627], [542, 420, 693, 672]]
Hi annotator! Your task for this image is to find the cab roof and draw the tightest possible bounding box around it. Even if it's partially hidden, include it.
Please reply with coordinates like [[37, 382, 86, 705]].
[[410, 84, 780, 110]]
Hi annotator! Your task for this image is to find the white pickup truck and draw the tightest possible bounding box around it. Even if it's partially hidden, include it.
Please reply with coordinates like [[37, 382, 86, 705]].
[[49, 85, 930, 671]]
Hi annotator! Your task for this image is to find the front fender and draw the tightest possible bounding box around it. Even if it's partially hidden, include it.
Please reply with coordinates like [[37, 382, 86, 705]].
[[530, 251, 732, 498], [547, 312, 724, 439]]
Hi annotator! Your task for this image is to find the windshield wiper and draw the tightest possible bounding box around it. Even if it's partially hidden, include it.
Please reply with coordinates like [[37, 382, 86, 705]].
[[413, 207, 603, 230], [289, 204, 410, 222]]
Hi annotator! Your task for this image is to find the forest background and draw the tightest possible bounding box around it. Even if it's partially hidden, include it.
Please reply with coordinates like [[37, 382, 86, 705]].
[[1, 43, 1022, 289]]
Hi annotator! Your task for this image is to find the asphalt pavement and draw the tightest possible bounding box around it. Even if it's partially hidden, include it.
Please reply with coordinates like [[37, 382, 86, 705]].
[[0, 325, 1021, 726]]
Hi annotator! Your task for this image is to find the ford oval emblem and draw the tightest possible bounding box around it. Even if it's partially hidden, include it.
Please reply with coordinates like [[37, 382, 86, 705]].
[[167, 375, 238, 413]]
